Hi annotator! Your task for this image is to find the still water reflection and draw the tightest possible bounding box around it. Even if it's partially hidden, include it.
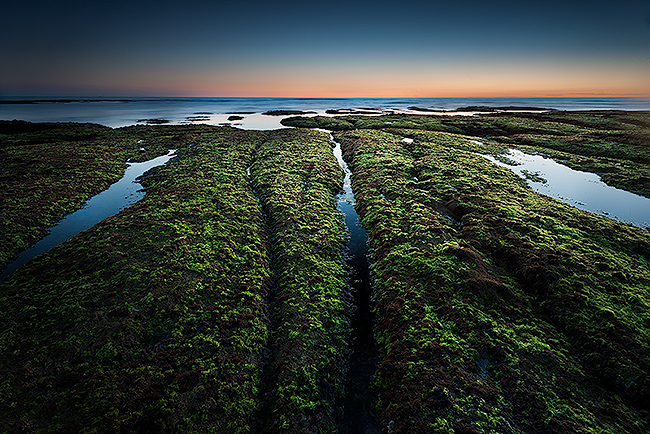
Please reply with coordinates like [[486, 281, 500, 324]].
[[481, 149, 650, 229], [0, 150, 176, 281]]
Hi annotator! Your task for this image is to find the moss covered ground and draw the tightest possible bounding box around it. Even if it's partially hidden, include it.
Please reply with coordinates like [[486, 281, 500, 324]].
[[284, 110, 650, 198], [2, 111, 650, 433], [0, 121, 216, 268], [252, 129, 350, 432], [0, 124, 349, 433], [331, 127, 650, 433]]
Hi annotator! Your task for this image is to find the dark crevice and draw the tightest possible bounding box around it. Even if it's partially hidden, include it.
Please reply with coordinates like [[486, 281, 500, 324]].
[[331, 135, 380, 434], [245, 144, 279, 433]]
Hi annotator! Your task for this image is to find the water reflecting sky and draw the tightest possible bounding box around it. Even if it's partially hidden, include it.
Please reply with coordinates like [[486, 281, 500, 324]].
[[482, 149, 650, 229], [2, 97, 649, 129], [0, 150, 176, 281]]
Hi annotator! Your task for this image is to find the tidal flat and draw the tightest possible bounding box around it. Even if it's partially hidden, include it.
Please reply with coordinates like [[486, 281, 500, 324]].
[[1, 111, 649, 433]]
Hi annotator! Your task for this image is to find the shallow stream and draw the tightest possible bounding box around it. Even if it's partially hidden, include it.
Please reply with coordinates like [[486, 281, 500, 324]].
[[0, 150, 177, 281], [331, 137, 379, 433]]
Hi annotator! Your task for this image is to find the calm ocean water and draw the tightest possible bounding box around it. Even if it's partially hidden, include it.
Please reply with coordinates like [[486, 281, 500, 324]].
[[1, 97, 649, 130]]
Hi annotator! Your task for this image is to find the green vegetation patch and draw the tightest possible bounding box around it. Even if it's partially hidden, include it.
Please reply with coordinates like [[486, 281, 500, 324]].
[[3, 112, 649, 433], [0, 125, 352, 433], [1, 127, 270, 432], [284, 111, 650, 198], [0, 121, 219, 268], [251, 129, 350, 433], [334, 128, 650, 433]]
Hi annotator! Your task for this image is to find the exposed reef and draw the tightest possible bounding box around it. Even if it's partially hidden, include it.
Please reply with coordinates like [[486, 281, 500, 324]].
[[136, 118, 171, 124], [262, 109, 318, 116]]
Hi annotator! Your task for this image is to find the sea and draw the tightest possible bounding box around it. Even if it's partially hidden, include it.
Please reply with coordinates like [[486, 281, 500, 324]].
[[1, 97, 649, 130]]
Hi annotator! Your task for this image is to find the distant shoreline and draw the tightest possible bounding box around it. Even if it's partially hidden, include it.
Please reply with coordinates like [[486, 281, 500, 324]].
[[0, 99, 135, 104], [2, 97, 648, 129]]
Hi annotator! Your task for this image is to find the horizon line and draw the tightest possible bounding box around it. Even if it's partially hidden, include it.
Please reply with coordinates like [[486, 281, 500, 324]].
[[2, 94, 649, 100]]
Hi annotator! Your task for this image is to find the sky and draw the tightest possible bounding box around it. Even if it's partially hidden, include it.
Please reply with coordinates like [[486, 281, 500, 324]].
[[1, 0, 649, 97]]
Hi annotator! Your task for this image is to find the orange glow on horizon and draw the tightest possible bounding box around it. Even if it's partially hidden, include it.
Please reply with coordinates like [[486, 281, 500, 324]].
[[8, 59, 648, 99], [96, 77, 647, 99], [120, 80, 650, 99], [93, 63, 648, 99]]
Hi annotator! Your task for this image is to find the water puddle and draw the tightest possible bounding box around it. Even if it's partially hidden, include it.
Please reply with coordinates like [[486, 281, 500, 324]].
[[206, 112, 293, 130], [481, 148, 650, 229], [0, 150, 177, 281], [331, 136, 379, 434]]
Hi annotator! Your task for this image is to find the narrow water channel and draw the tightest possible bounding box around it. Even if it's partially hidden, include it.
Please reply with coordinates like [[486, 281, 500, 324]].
[[0, 150, 177, 282], [331, 136, 380, 434]]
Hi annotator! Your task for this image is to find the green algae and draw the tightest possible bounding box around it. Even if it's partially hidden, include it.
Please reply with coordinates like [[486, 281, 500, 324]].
[[0, 127, 272, 432], [0, 126, 351, 433], [333, 128, 650, 433], [1, 111, 649, 433], [283, 110, 650, 198], [0, 121, 219, 268], [251, 129, 350, 433]]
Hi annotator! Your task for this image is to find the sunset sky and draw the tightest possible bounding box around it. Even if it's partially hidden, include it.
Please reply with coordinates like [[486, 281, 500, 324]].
[[2, 0, 649, 97]]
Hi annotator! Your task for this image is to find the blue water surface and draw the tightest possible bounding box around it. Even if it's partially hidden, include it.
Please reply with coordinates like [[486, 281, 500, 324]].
[[2, 97, 648, 129], [0, 151, 176, 281]]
